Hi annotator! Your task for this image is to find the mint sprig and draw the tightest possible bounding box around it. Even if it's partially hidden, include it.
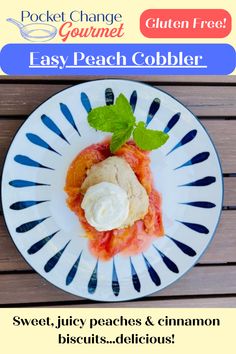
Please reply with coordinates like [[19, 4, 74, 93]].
[[87, 93, 169, 153]]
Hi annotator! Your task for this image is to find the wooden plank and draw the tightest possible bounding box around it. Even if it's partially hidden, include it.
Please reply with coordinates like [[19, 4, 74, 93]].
[[1, 119, 236, 173], [0, 84, 69, 116], [155, 265, 236, 297], [0, 265, 235, 304], [0, 84, 236, 116], [0, 211, 235, 272], [224, 178, 236, 206], [0, 217, 31, 271], [0, 273, 79, 304], [202, 120, 236, 173], [199, 211, 236, 263], [163, 86, 236, 117], [57, 297, 236, 308], [0, 119, 23, 170], [1, 75, 236, 84]]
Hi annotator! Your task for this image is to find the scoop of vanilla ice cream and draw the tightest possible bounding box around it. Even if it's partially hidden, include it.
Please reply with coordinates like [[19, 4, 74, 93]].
[[81, 182, 129, 231]]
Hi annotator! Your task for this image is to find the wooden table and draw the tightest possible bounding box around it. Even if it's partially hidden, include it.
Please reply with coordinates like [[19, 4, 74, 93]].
[[0, 75, 236, 308]]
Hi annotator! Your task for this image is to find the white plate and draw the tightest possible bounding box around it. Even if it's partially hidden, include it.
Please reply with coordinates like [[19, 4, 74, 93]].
[[1, 79, 223, 301]]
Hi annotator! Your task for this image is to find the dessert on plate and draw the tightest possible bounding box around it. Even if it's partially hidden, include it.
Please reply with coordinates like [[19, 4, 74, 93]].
[[65, 94, 168, 260]]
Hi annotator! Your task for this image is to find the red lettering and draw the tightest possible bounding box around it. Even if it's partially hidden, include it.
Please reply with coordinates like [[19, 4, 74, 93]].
[[71, 28, 80, 37], [116, 23, 125, 37], [59, 21, 72, 42], [58, 22, 125, 41]]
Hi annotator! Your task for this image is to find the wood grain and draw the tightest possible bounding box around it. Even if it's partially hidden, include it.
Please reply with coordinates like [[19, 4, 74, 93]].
[[199, 210, 236, 263], [224, 178, 236, 206], [0, 265, 235, 305], [202, 120, 236, 173], [154, 265, 236, 297], [0, 84, 236, 116], [0, 211, 235, 272], [58, 297, 236, 308], [1, 75, 236, 84], [0, 217, 31, 271], [1, 119, 236, 174], [0, 119, 23, 169]]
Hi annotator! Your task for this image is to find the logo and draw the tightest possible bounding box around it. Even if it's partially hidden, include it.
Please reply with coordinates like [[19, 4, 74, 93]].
[[6, 18, 57, 42], [6, 10, 125, 42]]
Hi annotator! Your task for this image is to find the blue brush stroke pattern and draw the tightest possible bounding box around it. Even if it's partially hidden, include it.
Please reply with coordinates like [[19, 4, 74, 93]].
[[66, 251, 83, 286], [14, 155, 54, 171], [88, 261, 98, 294], [165, 235, 197, 257], [26, 133, 61, 156], [112, 259, 120, 296], [146, 98, 160, 126], [179, 176, 216, 187], [153, 245, 179, 273], [130, 90, 137, 112], [60, 103, 81, 136], [9, 180, 50, 188], [41, 114, 70, 144], [10, 200, 49, 210], [177, 220, 209, 234], [105, 88, 114, 105], [180, 201, 216, 208], [44, 240, 71, 273], [130, 258, 141, 292], [167, 129, 197, 155], [16, 216, 50, 233], [27, 230, 60, 254], [81, 92, 92, 112], [175, 152, 210, 170], [143, 254, 161, 286], [163, 112, 181, 133]]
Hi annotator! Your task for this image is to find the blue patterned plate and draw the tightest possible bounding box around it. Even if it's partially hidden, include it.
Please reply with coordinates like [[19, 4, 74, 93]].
[[1, 80, 223, 301]]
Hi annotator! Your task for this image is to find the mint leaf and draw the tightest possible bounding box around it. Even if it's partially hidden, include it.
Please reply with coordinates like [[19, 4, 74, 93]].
[[110, 125, 133, 153], [87, 105, 117, 132], [133, 122, 169, 150], [115, 94, 134, 116], [113, 94, 135, 128], [87, 94, 135, 133]]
